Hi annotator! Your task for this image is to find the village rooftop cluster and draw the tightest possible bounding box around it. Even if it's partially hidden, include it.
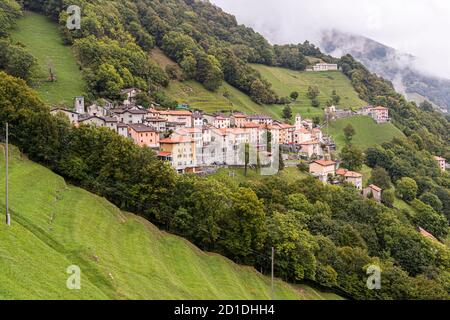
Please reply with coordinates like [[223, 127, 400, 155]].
[[50, 87, 445, 200]]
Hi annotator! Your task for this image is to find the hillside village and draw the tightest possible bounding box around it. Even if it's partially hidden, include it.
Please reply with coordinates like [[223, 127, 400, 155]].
[[48, 86, 441, 204]]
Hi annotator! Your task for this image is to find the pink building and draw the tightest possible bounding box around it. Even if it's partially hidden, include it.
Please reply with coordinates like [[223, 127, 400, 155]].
[[128, 124, 159, 148]]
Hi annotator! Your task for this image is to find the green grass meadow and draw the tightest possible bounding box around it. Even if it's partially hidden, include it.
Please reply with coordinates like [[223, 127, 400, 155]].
[[327, 116, 404, 150], [10, 12, 86, 106]]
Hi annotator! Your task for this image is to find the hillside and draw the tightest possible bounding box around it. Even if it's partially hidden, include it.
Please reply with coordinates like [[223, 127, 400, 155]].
[[327, 116, 405, 150], [9, 11, 85, 106], [154, 48, 366, 121], [152, 48, 280, 119], [0, 145, 342, 300], [250, 64, 367, 118]]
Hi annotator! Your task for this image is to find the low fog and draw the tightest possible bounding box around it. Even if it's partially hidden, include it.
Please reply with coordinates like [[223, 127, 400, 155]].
[[211, 0, 450, 79]]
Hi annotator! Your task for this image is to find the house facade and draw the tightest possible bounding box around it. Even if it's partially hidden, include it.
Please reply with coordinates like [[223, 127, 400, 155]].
[[435, 156, 446, 172], [128, 124, 159, 148], [363, 184, 382, 202], [160, 136, 197, 173], [336, 168, 363, 190], [50, 108, 79, 124], [309, 160, 336, 183]]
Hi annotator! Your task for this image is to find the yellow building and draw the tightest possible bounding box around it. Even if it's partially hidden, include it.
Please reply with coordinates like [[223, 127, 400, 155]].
[[159, 136, 196, 173], [309, 160, 336, 183]]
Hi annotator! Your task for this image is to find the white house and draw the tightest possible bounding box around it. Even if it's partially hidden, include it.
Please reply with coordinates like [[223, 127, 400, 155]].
[[312, 63, 339, 71]]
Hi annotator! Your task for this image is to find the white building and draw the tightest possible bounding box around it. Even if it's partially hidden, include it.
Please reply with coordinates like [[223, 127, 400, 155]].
[[312, 63, 339, 72]]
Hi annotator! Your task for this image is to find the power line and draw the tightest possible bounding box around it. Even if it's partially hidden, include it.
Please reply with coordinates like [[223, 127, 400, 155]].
[[5, 122, 10, 226]]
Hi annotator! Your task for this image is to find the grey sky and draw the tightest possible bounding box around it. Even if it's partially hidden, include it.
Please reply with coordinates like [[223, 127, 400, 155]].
[[211, 0, 450, 78]]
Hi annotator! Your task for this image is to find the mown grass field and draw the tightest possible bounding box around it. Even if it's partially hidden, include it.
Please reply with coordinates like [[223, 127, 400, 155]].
[[250, 64, 368, 118], [327, 116, 404, 150], [0, 145, 342, 300], [153, 49, 365, 122], [9, 12, 85, 106]]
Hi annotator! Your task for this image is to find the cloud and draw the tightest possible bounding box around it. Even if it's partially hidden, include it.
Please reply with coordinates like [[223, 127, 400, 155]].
[[211, 0, 450, 78]]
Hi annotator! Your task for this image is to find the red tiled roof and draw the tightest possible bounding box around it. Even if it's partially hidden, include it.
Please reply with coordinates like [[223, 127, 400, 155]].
[[159, 110, 192, 116], [313, 160, 336, 167], [160, 136, 193, 144], [336, 168, 362, 178], [373, 106, 388, 111], [300, 139, 319, 145], [369, 184, 382, 192], [157, 151, 172, 157], [242, 122, 260, 128]]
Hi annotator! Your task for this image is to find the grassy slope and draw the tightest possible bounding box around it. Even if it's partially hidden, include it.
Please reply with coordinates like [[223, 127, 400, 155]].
[[327, 116, 404, 150], [152, 48, 280, 119], [250, 64, 368, 118], [0, 146, 342, 300], [9, 12, 85, 106], [154, 46, 366, 123]]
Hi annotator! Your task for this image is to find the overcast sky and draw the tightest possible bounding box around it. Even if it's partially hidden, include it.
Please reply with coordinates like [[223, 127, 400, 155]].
[[211, 0, 450, 78]]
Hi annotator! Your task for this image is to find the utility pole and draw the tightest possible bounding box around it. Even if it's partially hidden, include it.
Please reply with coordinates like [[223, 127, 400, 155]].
[[271, 246, 274, 300], [5, 122, 10, 226]]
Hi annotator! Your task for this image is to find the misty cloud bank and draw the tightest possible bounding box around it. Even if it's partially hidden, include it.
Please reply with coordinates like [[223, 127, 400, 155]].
[[211, 0, 450, 79]]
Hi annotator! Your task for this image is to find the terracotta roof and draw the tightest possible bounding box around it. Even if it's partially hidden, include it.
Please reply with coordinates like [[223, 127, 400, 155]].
[[300, 139, 319, 145], [160, 136, 193, 144], [159, 110, 192, 116], [242, 122, 260, 128], [128, 124, 156, 132], [146, 117, 167, 122], [313, 160, 336, 167], [157, 151, 172, 157], [373, 106, 388, 111], [336, 168, 362, 178], [369, 184, 382, 192], [232, 114, 247, 118], [278, 123, 295, 129]]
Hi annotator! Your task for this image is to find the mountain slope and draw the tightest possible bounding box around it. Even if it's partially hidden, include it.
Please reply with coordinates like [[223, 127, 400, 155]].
[[0, 145, 342, 300], [9, 11, 86, 106], [320, 30, 450, 113]]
